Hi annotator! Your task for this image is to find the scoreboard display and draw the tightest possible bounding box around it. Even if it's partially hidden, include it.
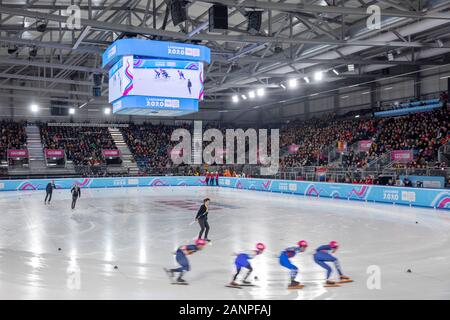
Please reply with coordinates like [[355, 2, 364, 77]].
[[103, 39, 210, 117]]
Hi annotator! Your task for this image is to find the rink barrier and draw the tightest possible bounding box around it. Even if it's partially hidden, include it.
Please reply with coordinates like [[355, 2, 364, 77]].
[[0, 176, 448, 210], [219, 177, 450, 210], [0, 176, 207, 192]]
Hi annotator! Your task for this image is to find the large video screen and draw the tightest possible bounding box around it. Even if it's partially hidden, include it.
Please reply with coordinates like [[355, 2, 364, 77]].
[[108, 56, 204, 103]]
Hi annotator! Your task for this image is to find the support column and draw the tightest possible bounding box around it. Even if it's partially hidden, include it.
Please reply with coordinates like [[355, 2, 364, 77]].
[[333, 92, 340, 114], [304, 98, 310, 119], [414, 72, 421, 100], [370, 82, 379, 110], [9, 79, 14, 118]]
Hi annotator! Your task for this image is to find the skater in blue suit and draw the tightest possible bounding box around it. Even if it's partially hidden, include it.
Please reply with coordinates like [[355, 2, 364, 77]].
[[165, 238, 206, 283], [230, 243, 265, 286], [313, 241, 351, 285], [279, 240, 308, 288]]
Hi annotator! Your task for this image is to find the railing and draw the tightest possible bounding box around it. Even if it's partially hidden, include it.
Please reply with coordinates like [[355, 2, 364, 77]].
[[367, 151, 394, 170], [2, 162, 449, 187], [438, 143, 450, 166]]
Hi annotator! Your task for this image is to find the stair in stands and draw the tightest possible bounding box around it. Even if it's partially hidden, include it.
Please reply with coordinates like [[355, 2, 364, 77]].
[[192, 121, 202, 165], [108, 127, 140, 175], [25, 124, 47, 173]]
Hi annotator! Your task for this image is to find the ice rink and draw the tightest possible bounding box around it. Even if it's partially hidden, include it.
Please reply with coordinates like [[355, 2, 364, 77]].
[[0, 186, 449, 300]]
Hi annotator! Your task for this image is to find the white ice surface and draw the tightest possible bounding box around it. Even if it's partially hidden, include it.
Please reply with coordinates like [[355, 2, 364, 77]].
[[0, 186, 449, 300]]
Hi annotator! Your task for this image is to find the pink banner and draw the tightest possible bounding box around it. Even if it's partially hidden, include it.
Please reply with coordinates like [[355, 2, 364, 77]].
[[44, 149, 65, 158], [102, 149, 121, 157], [7, 149, 28, 158], [358, 140, 373, 152], [391, 150, 414, 162], [288, 144, 300, 154]]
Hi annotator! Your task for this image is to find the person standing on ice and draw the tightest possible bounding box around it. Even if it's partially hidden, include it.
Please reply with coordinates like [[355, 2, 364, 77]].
[[214, 171, 219, 186], [313, 241, 351, 285], [279, 240, 308, 288], [44, 180, 56, 204], [70, 183, 81, 210], [164, 238, 206, 284], [230, 243, 266, 287], [196, 198, 211, 242], [187, 79, 192, 95]]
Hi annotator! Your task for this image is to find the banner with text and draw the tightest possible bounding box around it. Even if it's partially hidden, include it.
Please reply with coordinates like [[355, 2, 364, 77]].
[[392, 150, 414, 162], [44, 149, 65, 158], [102, 149, 121, 157], [7, 149, 28, 158], [358, 140, 373, 152]]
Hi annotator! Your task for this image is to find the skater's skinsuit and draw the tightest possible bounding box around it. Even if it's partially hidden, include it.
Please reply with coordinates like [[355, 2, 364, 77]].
[[170, 244, 201, 281], [70, 185, 81, 209], [313, 245, 343, 279], [45, 181, 56, 204], [279, 247, 303, 282], [196, 203, 209, 240], [232, 251, 257, 282]]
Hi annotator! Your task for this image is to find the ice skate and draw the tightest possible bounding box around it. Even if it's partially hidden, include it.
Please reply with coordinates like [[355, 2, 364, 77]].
[[173, 277, 188, 285], [324, 280, 340, 287], [338, 275, 353, 284], [226, 281, 243, 289], [288, 280, 304, 289]]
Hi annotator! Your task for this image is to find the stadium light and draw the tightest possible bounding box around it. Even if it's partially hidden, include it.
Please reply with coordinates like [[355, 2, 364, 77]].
[[303, 77, 310, 83], [241, 94, 247, 100], [248, 90, 256, 99], [69, 108, 75, 115], [288, 78, 297, 89], [314, 71, 323, 81], [256, 88, 265, 97], [30, 104, 39, 112], [332, 69, 339, 75], [348, 64, 355, 72], [280, 83, 286, 89], [232, 95, 239, 103], [388, 52, 394, 61], [104, 107, 111, 115]]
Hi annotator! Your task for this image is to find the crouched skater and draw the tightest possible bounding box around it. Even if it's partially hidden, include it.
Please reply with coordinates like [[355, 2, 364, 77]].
[[164, 238, 207, 284], [279, 240, 308, 289], [229, 243, 266, 287], [313, 241, 351, 286]]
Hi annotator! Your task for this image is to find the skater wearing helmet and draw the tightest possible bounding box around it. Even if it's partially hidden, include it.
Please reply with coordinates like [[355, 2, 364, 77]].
[[229, 243, 266, 287], [164, 238, 207, 284], [196, 198, 211, 242], [279, 240, 308, 289], [313, 241, 351, 286]]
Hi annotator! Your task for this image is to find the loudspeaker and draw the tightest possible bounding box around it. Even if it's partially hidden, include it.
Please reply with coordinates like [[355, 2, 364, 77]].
[[209, 4, 228, 31], [171, 0, 188, 26], [93, 74, 103, 87], [247, 11, 262, 34], [93, 87, 102, 97], [36, 20, 47, 32]]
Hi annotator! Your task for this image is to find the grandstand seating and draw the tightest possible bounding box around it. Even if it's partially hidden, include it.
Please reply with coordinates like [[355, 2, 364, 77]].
[[0, 120, 27, 163], [39, 124, 117, 166]]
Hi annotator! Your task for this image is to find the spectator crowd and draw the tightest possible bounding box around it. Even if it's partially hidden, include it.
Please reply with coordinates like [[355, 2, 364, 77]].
[[0, 120, 27, 162], [39, 124, 117, 166]]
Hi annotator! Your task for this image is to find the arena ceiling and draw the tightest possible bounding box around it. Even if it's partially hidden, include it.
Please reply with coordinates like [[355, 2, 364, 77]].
[[1, 0, 450, 115]]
